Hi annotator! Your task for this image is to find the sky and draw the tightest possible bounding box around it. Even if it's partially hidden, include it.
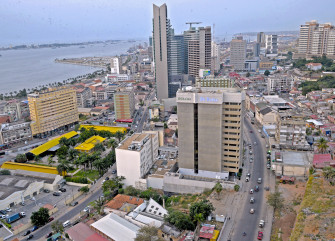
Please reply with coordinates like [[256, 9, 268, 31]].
[[1, 0, 335, 46]]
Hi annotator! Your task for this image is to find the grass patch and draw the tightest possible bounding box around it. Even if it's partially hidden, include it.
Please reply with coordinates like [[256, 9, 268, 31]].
[[68, 168, 78, 173], [74, 169, 100, 180]]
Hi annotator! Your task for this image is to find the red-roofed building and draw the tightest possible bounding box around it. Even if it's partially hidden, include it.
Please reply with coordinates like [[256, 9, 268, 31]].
[[67, 222, 108, 241], [105, 194, 144, 215], [199, 225, 215, 239], [306, 63, 322, 71], [0, 115, 10, 124], [313, 154, 335, 169]]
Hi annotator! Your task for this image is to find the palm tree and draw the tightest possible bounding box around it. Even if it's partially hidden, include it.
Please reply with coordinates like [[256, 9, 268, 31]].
[[316, 137, 329, 153], [115, 131, 124, 143], [57, 160, 70, 176], [93, 158, 105, 176], [213, 182, 223, 199], [91, 197, 105, 215]]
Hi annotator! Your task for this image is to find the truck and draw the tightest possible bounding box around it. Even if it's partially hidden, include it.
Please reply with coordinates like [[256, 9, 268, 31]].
[[6, 212, 25, 224]]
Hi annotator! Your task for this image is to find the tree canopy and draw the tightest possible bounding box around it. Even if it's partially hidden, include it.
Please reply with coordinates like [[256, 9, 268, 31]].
[[135, 226, 164, 241], [164, 209, 195, 231], [30, 207, 50, 227]]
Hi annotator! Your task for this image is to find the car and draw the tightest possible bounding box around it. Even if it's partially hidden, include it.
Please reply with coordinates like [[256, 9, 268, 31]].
[[257, 178, 262, 184], [249, 159, 253, 163], [83, 206, 90, 213], [23, 230, 31, 236], [259, 220, 265, 227], [71, 201, 78, 206], [59, 188, 66, 192], [250, 189, 254, 194], [267, 164, 271, 169], [105, 177, 110, 181], [53, 192, 61, 196], [0, 215, 6, 219], [48, 217, 54, 222], [255, 185, 260, 192], [31, 226, 38, 232], [261, 135, 265, 138], [0, 210, 6, 215], [265, 144, 269, 148], [249, 151, 253, 154], [245, 177, 250, 182], [249, 130, 253, 133], [257, 231, 264, 240], [63, 220, 71, 228], [250, 208, 255, 214], [6, 208, 11, 212], [46, 232, 53, 238], [43, 189, 50, 193], [26, 234, 34, 240], [102, 180, 106, 184], [250, 197, 255, 203], [247, 173, 251, 177], [20, 212, 26, 217], [20, 202, 25, 206], [111, 170, 117, 174], [258, 129, 261, 133]]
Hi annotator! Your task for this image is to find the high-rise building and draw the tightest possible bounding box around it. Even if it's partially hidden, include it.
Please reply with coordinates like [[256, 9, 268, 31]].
[[211, 41, 220, 73], [298, 20, 335, 57], [257, 32, 266, 47], [75, 87, 91, 108], [230, 37, 246, 71], [184, 27, 212, 78], [177, 87, 245, 174], [152, 4, 171, 100], [265, 35, 278, 54], [196, 76, 233, 88], [114, 87, 135, 120], [110, 57, 120, 74], [28, 87, 79, 136], [170, 34, 185, 76]]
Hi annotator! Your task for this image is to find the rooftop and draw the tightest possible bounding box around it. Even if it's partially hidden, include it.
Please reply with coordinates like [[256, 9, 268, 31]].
[[105, 194, 144, 210], [75, 136, 106, 152], [276, 151, 309, 166], [313, 154, 335, 169], [118, 133, 151, 151], [67, 222, 108, 241]]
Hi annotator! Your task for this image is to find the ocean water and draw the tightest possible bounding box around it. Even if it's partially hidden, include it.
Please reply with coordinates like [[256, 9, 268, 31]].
[[0, 41, 139, 94]]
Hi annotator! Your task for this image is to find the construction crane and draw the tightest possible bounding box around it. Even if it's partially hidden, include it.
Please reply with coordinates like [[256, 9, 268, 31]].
[[186, 22, 202, 29]]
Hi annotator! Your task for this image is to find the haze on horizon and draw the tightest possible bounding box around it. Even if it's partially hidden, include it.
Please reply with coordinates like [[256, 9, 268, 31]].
[[1, 0, 334, 46]]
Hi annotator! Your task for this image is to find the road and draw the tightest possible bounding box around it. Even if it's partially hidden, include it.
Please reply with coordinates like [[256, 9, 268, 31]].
[[229, 118, 267, 241], [136, 90, 155, 133]]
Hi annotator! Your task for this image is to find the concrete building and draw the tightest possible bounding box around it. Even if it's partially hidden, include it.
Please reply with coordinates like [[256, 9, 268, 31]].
[[211, 41, 221, 73], [265, 34, 278, 55], [116, 132, 159, 188], [298, 20, 335, 58], [2, 100, 27, 121], [170, 34, 185, 76], [267, 74, 294, 94], [28, 87, 79, 136], [0, 122, 32, 145], [230, 37, 246, 71], [114, 87, 135, 120], [196, 76, 233, 88], [110, 57, 120, 74], [185, 26, 212, 78], [152, 4, 170, 100], [257, 32, 266, 47], [76, 87, 91, 108], [177, 87, 245, 174]]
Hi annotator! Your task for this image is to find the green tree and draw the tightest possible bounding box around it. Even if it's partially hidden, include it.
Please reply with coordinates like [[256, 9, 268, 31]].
[[316, 137, 328, 153], [68, 149, 79, 161], [323, 166, 335, 185], [57, 160, 70, 176], [56, 145, 69, 159], [91, 197, 105, 215], [59, 137, 70, 147], [33, 155, 41, 162], [30, 207, 50, 227], [15, 154, 27, 163], [189, 200, 214, 221], [165, 209, 194, 230], [102, 176, 125, 192], [115, 131, 124, 143], [135, 226, 164, 241], [267, 188, 284, 211], [51, 220, 64, 234], [124, 185, 140, 196], [93, 158, 106, 176], [93, 143, 105, 153], [79, 185, 90, 193], [234, 184, 240, 192], [264, 70, 270, 76], [213, 182, 223, 199], [74, 124, 80, 131]]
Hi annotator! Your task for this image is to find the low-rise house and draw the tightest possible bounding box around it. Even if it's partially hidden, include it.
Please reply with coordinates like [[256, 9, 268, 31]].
[[313, 154, 335, 169], [306, 63, 322, 71], [67, 222, 108, 241], [104, 194, 144, 216]]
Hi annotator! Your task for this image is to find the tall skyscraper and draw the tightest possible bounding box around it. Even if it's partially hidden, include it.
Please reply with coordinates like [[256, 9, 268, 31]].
[[184, 26, 212, 78], [152, 4, 171, 100], [211, 41, 220, 73], [177, 87, 245, 174], [110, 57, 120, 74], [170, 34, 185, 76], [230, 36, 246, 71], [28, 87, 79, 136], [265, 35, 278, 54], [298, 20, 335, 57], [257, 32, 266, 47]]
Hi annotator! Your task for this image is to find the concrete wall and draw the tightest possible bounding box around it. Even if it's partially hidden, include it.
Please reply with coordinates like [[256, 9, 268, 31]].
[[147, 176, 164, 189], [116, 149, 140, 187], [163, 173, 235, 194], [272, 164, 309, 177]]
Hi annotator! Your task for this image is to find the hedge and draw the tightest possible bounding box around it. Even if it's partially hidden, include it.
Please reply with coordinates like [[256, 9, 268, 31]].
[[65, 176, 89, 184]]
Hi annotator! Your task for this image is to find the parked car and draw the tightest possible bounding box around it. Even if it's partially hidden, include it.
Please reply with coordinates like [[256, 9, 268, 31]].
[[63, 220, 71, 228], [250, 197, 255, 203], [267, 164, 271, 169], [46, 232, 53, 238], [59, 188, 66, 192], [249, 130, 253, 133], [23, 230, 31, 236], [0, 215, 6, 219], [250, 208, 255, 214], [0, 210, 6, 215], [6, 208, 11, 212], [245, 177, 250, 182], [257, 178, 262, 184], [257, 231, 263, 240], [255, 185, 260, 192], [259, 220, 265, 228], [43, 189, 50, 193], [48, 217, 54, 222], [83, 206, 90, 213], [31, 226, 38, 232], [111, 170, 117, 174], [71, 201, 78, 206], [26, 234, 34, 240], [250, 189, 254, 194], [105, 177, 109, 181], [53, 192, 61, 196]]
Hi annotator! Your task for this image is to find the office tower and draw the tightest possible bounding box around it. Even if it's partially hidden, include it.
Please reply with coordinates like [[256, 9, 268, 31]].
[[177, 87, 245, 174], [257, 32, 266, 47], [149, 36, 153, 47], [311, 23, 333, 55], [28, 87, 79, 136], [298, 20, 319, 54], [170, 34, 185, 76], [110, 57, 120, 74], [211, 41, 220, 73], [230, 37, 246, 70], [153, 4, 171, 100], [253, 42, 260, 57], [184, 26, 212, 78], [114, 87, 135, 120], [168, 82, 181, 98], [265, 35, 278, 54]]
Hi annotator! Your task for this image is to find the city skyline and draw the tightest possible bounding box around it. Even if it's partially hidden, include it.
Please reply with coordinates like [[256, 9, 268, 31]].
[[1, 0, 335, 46]]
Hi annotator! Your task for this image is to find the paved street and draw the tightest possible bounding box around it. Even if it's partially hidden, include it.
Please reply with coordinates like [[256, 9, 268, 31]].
[[220, 117, 274, 241]]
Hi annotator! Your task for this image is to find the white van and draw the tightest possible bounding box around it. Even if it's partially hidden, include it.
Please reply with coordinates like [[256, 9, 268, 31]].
[[63, 220, 71, 228]]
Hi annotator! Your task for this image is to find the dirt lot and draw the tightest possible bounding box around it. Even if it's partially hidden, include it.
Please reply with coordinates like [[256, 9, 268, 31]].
[[271, 180, 306, 241]]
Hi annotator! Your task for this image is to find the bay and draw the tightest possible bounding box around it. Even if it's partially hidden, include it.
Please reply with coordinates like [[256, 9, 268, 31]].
[[0, 41, 140, 94]]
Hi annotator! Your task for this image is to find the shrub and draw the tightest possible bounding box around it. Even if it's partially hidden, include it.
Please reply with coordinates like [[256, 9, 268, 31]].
[[234, 185, 240, 192], [65, 176, 89, 184], [0, 169, 11, 175]]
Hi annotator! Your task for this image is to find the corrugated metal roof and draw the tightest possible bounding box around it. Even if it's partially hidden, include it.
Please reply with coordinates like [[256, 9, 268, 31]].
[[80, 125, 127, 133], [75, 136, 106, 152], [29, 131, 78, 156]]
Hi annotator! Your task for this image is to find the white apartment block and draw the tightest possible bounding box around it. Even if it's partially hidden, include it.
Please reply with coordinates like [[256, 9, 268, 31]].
[[76, 88, 92, 108], [116, 132, 159, 188], [0, 122, 32, 145], [267, 74, 294, 94], [110, 57, 120, 74], [265, 35, 278, 55]]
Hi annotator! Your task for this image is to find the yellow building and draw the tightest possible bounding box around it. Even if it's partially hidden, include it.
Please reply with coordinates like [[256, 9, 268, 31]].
[[114, 87, 135, 120], [28, 87, 79, 136], [2, 161, 61, 175], [80, 125, 127, 134], [75, 135, 106, 153]]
